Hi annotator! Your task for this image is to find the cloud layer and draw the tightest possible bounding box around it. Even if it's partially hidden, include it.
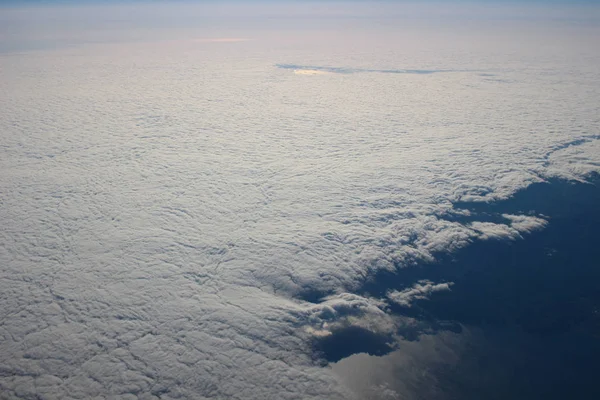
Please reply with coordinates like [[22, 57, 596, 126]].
[[1, 2, 599, 399]]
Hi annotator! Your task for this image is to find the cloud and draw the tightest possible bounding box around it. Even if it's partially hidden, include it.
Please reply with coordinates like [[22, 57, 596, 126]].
[[543, 137, 600, 180], [388, 281, 453, 308], [1, 1, 599, 399], [469, 221, 522, 240], [301, 293, 393, 335], [503, 214, 548, 234]]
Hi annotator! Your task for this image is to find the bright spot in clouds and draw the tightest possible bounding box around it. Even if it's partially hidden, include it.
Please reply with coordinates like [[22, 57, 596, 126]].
[[294, 69, 332, 75], [191, 38, 250, 43]]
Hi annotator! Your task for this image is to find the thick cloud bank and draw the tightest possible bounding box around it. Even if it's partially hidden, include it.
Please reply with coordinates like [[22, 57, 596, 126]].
[[1, 2, 599, 399]]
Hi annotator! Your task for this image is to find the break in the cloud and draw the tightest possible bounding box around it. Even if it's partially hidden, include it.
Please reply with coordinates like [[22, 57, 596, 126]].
[[1, 1, 599, 399], [276, 64, 451, 75], [332, 328, 470, 400]]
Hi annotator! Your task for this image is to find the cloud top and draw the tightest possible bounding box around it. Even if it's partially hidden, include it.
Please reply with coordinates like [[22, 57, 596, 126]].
[[1, 1, 599, 399]]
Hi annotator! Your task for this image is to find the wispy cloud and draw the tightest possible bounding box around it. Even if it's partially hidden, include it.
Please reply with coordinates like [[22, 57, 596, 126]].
[[388, 281, 453, 307]]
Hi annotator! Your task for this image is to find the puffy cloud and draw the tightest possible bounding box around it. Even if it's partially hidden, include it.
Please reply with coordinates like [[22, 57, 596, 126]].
[[1, 1, 599, 399], [388, 281, 453, 308], [468, 214, 548, 241], [503, 214, 548, 234], [301, 293, 393, 335], [543, 138, 600, 180], [469, 221, 523, 241]]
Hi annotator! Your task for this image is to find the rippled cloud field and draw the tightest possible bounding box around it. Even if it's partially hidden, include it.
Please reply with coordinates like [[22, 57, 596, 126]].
[[1, 2, 599, 399]]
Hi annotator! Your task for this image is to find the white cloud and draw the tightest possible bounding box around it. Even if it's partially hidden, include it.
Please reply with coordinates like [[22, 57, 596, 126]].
[[0, 1, 599, 399], [503, 214, 548, 234], [468, 215, 548, 241], [388, 281, 454, 308], [301, 293, 394, 335], [543, 138, 600, 180], [469, 221, 522, 241]]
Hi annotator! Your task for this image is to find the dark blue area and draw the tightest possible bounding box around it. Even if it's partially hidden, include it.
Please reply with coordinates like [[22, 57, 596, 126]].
[[312, 326, 394, 363], [358, 174, 600, 334], [429, 176, 600, 334], [315, 173, 600, 398]]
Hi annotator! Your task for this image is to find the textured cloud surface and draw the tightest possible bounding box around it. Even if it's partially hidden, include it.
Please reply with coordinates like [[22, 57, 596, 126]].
[[1, 2, 599, 399]]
